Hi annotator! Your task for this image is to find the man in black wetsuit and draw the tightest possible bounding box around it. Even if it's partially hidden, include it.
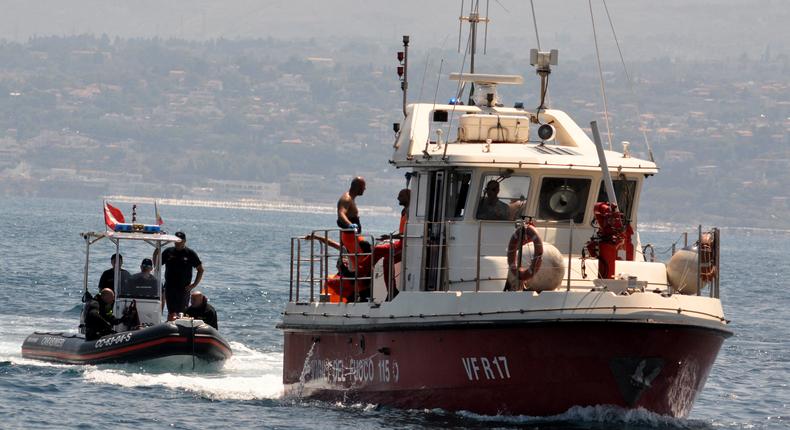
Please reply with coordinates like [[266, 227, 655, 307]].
[[97, 254, 130, 293], [84, 288, 121, 340], [154, 231, 204, 320], [185, 291, 218, 330]]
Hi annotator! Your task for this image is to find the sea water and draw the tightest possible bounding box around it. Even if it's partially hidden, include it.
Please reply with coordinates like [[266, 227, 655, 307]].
[[0, 197, 786, 429]]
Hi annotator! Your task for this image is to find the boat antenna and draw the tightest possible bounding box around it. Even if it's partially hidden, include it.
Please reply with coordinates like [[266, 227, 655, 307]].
[[419, 34, 451, 102], [397, 35, 410, 118], [529, 0, 541, 51], [601, 0, 655, 163], [589, 0, 613, 151], [458, 0, 490, 104], [424, 58, 445, 158], [483, 0, 490, 54]]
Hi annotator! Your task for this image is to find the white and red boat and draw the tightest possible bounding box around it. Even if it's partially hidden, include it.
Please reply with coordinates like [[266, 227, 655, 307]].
[[279, 10, 730, 417]]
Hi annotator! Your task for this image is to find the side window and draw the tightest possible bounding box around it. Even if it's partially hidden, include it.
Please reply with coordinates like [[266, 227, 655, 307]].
[[476, 174, 531, 221], [597, 178, 637, 220], [537, 177, 591, 223], [446, 171, 472, 219]]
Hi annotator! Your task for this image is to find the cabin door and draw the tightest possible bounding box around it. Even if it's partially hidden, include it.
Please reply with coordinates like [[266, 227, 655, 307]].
[[422, 170, 447, 291]]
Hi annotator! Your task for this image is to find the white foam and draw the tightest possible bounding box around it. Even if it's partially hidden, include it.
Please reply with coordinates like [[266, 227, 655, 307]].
[[456, 404, 698, 427], [0, 314, 74, 366], [82, 343, 285, 401], [83, 369, 283, 401]]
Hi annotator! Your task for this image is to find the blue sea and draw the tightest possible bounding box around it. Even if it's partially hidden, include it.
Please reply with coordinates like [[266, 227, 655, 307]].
[[0, 197, 786, 429]]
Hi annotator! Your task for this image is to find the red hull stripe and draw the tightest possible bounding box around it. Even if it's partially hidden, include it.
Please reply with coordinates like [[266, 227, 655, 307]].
[[22, 336, 231, 362]]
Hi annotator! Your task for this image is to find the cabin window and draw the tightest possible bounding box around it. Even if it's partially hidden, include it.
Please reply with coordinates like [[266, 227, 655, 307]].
[[414, 173, 427, 218], [537, 177, 591, 223], [446, 171, 472, 219], [476, 174, 531, 221], [596, 178, 637, 220]]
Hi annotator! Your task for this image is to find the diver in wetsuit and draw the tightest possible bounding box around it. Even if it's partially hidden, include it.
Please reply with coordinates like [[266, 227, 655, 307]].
[[84, 288, 122, 340], [185, 291, 218, 330]]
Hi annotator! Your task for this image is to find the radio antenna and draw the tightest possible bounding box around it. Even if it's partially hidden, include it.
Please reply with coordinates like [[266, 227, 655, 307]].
[[483, 0, 490, 54], [458, 0, 490, 103]]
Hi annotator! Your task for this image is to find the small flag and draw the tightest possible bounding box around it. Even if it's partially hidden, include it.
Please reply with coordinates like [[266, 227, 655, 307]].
[[154, 201, 164, 226], [104, 201, 125, 230]]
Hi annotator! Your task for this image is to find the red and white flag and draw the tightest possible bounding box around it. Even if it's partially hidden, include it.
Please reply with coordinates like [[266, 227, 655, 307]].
[[104, 201, 125, 230], [154, 201, 164, 226]]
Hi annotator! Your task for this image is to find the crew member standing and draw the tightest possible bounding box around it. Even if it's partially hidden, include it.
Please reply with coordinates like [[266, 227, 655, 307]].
[[97, 254, 130, 294], [337, 176, 366, 234], [154, 231, 204, 320]]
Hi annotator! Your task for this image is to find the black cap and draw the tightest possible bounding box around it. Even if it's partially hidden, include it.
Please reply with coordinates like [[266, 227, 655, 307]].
[[141, 258, 153, 268], [175, 231, 186, 240]]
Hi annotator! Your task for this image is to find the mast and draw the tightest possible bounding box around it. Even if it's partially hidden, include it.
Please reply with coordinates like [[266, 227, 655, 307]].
[[397, 36, 409, 118], [458, 0, 490, 104]]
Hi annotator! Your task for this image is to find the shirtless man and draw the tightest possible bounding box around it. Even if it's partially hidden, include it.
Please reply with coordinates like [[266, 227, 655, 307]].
[[337, 176, 366, 233]]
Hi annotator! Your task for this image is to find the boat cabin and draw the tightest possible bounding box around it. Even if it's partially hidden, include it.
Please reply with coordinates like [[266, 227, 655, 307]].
[[389, 75, 657, 294], [80, 230, 181, 332], [287, 73, 720, 305]]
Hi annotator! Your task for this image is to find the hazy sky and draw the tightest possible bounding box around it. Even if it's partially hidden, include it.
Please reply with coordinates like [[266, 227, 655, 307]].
[[0, 0, 787, 61]]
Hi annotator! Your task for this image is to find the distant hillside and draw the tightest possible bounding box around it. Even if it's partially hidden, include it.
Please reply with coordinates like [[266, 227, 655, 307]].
[[0, 35, 787, 228]]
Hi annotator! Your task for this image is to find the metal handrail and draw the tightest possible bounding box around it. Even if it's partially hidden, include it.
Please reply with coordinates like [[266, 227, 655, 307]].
[[289, 228, 379, 304], [288, 222, 723, 301]]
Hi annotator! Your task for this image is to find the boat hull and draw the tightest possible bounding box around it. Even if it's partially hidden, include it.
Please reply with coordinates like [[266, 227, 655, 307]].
[[22, 321, 232, 365], [282, 321, 729, 417]]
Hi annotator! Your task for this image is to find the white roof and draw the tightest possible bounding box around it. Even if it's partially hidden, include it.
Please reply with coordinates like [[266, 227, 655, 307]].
[[392, 104, 658, 174], [82, 231, 183, 243]]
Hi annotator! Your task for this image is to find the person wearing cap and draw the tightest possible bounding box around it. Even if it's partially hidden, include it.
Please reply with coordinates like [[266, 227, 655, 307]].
[[185, 291, 218, 330], [97, 253, 130, 294], [153, 231, 204, 320], [125, 258, 158, 298]]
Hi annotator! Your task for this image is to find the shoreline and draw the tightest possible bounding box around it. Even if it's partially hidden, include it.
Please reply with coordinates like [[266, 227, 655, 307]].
[[104, 195, 398, 217]]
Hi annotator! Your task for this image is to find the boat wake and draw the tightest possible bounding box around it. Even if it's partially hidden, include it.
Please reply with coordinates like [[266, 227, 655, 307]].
[[453, 405, 715, 429], [0, 314, 284, 401], [0, 315, 75, 368], [81, 342, 284, 401]]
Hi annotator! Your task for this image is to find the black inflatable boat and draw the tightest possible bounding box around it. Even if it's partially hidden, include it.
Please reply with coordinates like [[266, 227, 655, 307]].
[[21, 210, 232, 368], [22, 318, 231, 365]]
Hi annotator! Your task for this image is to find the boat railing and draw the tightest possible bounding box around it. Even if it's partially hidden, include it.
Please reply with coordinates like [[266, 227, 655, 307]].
[[290, 223, 721, 301], [413, 219, 523, 292], [289, 228, 402, 304], [412, 220, 722, 298], [673, 226, 721, 299]]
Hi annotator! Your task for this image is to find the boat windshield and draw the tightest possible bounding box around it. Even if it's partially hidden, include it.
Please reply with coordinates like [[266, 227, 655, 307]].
[[476, 174, 531, 221], [446, 171, 472, 219], [596, 178, 637, 220]]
